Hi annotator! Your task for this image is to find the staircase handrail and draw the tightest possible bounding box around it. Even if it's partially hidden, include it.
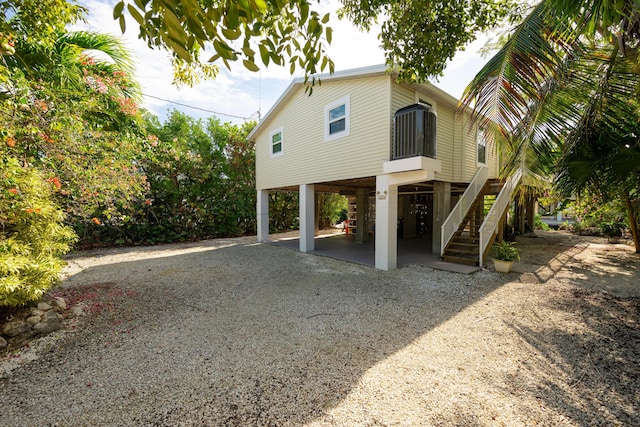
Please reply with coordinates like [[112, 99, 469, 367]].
[[478, 168, 523, 266], [440, 166, 488, 256]]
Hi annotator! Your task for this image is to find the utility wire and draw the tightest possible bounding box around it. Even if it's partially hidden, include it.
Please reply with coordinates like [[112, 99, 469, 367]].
[[142, 92, 254, 120]]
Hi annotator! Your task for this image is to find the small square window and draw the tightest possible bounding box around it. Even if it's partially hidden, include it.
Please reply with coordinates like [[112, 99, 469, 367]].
[[269, 127, 283, 158], [325, 96, 350, 141]]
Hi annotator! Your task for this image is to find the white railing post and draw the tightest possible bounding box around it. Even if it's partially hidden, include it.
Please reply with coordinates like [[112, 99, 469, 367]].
[[440, 166, 489, 256], [478, 169, 523, 266]]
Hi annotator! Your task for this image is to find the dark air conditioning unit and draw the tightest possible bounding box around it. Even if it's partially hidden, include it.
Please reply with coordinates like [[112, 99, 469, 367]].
[[393, 103, 437, 160]]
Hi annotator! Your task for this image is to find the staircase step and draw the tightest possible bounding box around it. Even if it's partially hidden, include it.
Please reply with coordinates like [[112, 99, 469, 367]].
[[445, 248, 479, 255], [442, 255, 479, 266], [447, 242, 478, 249], [447, 242, 478, 248], [453, 236, 480, 243]]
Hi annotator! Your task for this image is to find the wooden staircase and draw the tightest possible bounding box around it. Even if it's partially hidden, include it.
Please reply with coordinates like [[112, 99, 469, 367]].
[[442, 180, 503, 265]]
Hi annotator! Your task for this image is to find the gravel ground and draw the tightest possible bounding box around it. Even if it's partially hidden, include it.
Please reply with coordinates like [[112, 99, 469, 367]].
[[1, 231, 639, 426]]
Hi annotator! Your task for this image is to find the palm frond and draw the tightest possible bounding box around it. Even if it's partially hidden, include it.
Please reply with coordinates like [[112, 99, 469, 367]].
[[553, 48, 640, 196], [57, 31, 136, 75], [460, 1, 575, 134]]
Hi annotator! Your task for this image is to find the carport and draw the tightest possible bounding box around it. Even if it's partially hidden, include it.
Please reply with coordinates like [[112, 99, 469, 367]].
[[259, 175, 479, 274]]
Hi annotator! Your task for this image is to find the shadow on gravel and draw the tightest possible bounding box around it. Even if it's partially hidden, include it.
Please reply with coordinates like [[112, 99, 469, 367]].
[[503, 288, 640, 426], [1, 240, 514, 426], [512, 233, 591, 282]]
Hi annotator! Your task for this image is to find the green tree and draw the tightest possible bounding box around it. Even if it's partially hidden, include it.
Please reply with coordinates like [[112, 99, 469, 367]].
[[112, 0, 519, 84], [2, 6, 149, 246], [461, 0, 640, 252], [1, 0, 148, 304], [269, 192, 299, 233], [140, 111, 256, 242], [340, 0, 518, 81], [0, 0, 84, 53], [317, 193, 347, 228], [214, 119, 257, 235], [113, 0, 336, 87]]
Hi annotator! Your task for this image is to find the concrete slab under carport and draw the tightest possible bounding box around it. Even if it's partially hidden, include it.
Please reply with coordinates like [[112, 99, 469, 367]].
[[271, 231, 479, 274]]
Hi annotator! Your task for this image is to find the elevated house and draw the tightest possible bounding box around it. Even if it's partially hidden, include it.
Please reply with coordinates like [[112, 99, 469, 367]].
[[248, 65, 523, 270]]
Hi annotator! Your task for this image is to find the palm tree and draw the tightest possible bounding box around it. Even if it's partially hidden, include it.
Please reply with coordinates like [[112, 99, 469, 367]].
[[460, 0, 640, 252], [6, 30, 140, 100]]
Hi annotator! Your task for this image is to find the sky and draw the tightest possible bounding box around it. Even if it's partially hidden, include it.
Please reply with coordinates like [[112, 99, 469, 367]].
[[77, 0, 496, 125]]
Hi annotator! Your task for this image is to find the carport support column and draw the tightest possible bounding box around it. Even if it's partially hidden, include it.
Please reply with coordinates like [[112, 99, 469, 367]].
[[257, 189, 269, 243], [375, 175, 398, 271], [432, 181, 451, 254], [299, 184, 315, 252]]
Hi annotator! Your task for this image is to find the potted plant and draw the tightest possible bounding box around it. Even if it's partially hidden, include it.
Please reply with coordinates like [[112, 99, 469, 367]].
[[491, 240, 520, 273]]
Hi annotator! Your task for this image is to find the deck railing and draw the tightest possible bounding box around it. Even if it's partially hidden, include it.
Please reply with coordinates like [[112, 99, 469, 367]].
[[478, 168, 523, 266], [440, 166, 488, 256]]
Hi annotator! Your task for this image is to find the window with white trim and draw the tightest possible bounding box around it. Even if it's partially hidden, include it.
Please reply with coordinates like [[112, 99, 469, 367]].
[[324, 96, 350, 141], [270, 127, 283, 157], [477, 128, 487, 164]]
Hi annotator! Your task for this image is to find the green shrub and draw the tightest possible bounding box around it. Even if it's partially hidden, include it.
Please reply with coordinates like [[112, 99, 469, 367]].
[[534, 214, 551, 231], [0, 158, 77, 306], [557, 221, 572, 231], [600, 221, 624, 238], [571, 221, 602, 236], [570, 221, 587, 235]]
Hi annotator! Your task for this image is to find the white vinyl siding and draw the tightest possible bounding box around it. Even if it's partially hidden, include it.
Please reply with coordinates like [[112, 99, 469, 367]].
[[461, 121, 500, 180], [435, 106, 456, 181], [391, 84, 415, 114], [486, 132, 499, 178], [463, 122, 480, 181], [256, 76, 391, 190]]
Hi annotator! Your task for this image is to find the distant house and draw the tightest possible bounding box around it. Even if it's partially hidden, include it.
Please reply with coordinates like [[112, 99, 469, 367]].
[[248, 65, 522, 270]]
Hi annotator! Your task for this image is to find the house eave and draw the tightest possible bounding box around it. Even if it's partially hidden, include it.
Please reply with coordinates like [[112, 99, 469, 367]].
[[247, 64, 464, 141], [247, 64, 392, 141]]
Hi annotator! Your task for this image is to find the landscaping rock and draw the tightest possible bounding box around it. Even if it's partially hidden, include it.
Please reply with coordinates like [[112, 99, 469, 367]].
[[42, 310, 61, 322], [30, 308, 46, 317], [37, 302, 52, 311], [26, 315, 42, 325], [33, 311, 63, 335], [2, 320, 31, 337], [53, 297, 67, 310], [0, 336, 6, 349], [33, 320, 62, 335]]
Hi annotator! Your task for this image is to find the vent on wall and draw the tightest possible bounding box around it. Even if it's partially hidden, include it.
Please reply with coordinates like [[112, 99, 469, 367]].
[[393, 103, 437, 160]]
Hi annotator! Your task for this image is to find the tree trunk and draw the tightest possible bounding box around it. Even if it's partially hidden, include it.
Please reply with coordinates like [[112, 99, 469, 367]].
[[624, 192, 640, 254]]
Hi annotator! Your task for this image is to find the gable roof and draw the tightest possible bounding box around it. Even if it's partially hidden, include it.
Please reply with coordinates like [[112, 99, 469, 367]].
[[247, 64, 462, 141]]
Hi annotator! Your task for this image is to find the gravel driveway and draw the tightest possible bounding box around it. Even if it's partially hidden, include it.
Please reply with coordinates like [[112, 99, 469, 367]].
[[1, 232, 639, 426]]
